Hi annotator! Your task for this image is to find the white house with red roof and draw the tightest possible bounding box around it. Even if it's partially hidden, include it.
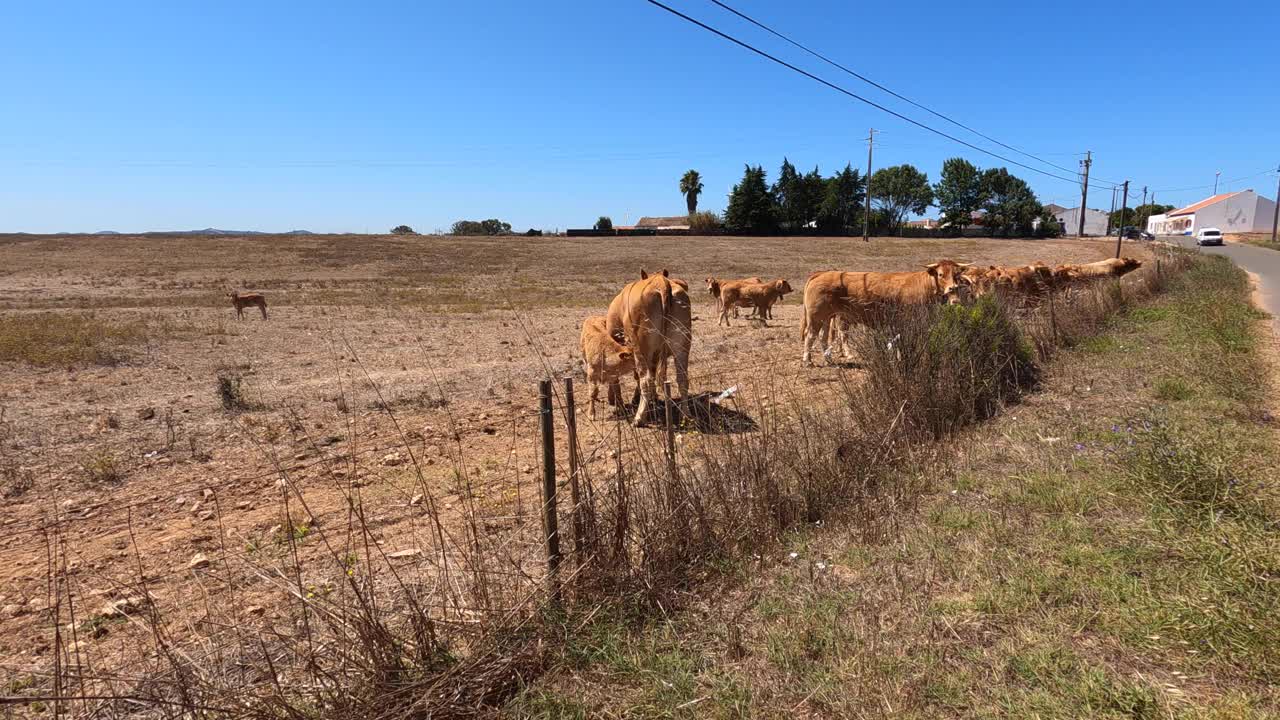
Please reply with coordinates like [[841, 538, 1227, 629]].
[[1146, 190, 1277, 236]]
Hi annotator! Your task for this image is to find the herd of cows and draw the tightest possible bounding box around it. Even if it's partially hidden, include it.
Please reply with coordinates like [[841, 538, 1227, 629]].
[[224, 256, 1143, 427], [578, 257, 1143, 425]]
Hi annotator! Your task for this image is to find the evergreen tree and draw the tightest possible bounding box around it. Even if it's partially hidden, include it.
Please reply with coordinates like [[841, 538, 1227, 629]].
[[724, 165, 778, 234]]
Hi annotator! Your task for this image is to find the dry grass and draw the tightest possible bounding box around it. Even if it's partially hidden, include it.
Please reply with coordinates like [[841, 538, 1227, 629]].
[[0, 312, 150, 366], [0, 232, 1179, 718], [501, 253, 1280, 718]]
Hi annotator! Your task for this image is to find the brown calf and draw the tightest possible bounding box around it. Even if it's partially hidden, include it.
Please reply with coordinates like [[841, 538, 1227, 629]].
[[580, 316, 635, 419], [229, 291, 267, 320], [717, 279, 793, 326]]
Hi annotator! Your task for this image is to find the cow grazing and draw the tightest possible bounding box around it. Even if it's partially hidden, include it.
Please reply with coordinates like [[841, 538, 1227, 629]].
[[1054, 257, 1143, 283], [800, 260, 972, 365], [717, 279, 793, 326], [606, 269, 693, 426], [580, 316, 635, 419], [229, 291, 268, 320]]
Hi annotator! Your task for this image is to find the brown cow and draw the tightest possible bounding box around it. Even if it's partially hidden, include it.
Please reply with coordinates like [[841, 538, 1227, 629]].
[[965, 263, 1055, 301], [800, 260, 972, 365], [229, 291, 267, 320], [706, 276, 764, 319], [1053, 257, 1143, 284], [606, 269, 693, 425], [716, 279, 793, 326], [580, 316, 635, 419]]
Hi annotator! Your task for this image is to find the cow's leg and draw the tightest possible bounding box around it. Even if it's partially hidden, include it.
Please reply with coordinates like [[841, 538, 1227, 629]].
[[632, 364, 657, 426], [236, 306, 244, 320], [718, 304, 729, 327], [589, 379, 599, 420], [755, 303, 769, 327], [259, 303, 267, 320], [802, 308, 828, 366]]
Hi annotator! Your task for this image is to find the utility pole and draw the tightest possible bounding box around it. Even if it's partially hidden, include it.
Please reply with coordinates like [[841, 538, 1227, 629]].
[[1108, 185, 1117, 235], [863, 128, 876, 242], [1271, 164, 1279, 244], [1115, 180, 1129, 258], [1140, 186, 1148, 234], [1214, 171, 1221, 195], [1077, 151, 1092, 237]]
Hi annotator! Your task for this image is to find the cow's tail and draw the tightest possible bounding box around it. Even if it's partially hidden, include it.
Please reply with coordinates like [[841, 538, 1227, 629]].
[[799, 297, 808, 340]]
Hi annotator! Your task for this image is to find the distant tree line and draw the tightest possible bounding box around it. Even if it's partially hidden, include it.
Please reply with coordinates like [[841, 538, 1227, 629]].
[[451, 219, 512, 236], [1110, 203, 1175, 231], [722, 159, 869, 235], [703, 156, 1065, 238]]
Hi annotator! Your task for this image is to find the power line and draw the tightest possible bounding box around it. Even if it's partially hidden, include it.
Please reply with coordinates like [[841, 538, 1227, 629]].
[[1149, 168, 1277, 194], [643, 0, 1117, 192], [706, 0, 1121, 186]]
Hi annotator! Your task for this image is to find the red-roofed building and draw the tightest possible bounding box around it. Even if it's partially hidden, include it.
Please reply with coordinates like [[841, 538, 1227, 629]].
[[1147, 190, 1278, 235]]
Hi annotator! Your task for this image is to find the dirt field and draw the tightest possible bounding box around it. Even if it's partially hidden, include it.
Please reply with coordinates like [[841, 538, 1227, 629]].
[[0, 232, 1135, 683]]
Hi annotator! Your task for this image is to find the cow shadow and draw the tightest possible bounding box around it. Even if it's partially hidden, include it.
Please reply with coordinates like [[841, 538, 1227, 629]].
[[611, 393, 758, 435]]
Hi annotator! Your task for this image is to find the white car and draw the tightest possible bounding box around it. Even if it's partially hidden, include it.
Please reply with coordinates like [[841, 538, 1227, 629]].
[[1196, 228, 1224, 246]]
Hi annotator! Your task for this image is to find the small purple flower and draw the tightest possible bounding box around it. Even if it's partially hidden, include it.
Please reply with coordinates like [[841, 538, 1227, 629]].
[[1073, 443, 1085, 452]]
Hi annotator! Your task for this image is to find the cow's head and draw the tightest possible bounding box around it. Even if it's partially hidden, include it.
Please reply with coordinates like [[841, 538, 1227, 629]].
[[640, 268, 669, 280], [925, 260, 972, 304], [705, 277, 721, 296], [1116, 257, 1143, 275], [775, 279, 794, 295], [608, 349, 635, 375]]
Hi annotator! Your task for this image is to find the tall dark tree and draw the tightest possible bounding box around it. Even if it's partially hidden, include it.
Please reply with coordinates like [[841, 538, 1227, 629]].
[[933, 158, 984, 230], [798, 166, 826, 230], [817, 164, 865, 234], [870, 164, 934, 233], [979, 168, 1042, 235], [390, 225, 416, 235], [724, 165, 777, 234], [772, 158, 803, 231], [680, 170, 704, 215]]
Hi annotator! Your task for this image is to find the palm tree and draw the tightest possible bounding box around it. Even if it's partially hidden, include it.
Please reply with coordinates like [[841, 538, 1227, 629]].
[[680, 170, 704, 215]]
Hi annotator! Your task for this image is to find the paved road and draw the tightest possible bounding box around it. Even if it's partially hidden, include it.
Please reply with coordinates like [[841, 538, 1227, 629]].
[[1162, 235, 1280, 328]]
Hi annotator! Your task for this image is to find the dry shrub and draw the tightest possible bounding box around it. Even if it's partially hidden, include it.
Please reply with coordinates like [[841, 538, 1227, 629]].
[[847, 295, 1039, 442]]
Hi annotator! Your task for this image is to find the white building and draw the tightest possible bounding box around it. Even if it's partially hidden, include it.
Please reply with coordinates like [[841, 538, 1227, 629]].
[[1052, 206, 1109, 236], [1147, 190, 1278, 236]]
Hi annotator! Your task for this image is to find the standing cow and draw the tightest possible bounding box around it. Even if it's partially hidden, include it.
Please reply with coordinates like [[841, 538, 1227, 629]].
[[606, 269, 692, 426], [800, 260, 972, 365]]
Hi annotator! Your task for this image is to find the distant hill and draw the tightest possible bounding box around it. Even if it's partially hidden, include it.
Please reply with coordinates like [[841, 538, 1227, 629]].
[[7, 228, 321, 236]]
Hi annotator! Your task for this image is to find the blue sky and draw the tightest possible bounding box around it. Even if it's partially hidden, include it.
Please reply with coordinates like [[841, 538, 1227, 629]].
[[3, 0, 1277, 233]]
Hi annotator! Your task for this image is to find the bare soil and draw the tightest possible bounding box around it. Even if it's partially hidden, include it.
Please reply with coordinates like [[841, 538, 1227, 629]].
[[0, 233, 1136, 680]]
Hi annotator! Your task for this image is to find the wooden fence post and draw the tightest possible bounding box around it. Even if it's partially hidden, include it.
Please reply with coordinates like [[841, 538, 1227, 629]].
[[563, 376, 586, 559], [663, 380, 678, 483], [538, 379, 562, 605]]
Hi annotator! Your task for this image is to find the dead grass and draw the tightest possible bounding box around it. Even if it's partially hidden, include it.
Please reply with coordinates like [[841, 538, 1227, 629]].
[[0, 312, 151, 366], [501, 254, 1280, 718], [0, 232, 1174, 718]]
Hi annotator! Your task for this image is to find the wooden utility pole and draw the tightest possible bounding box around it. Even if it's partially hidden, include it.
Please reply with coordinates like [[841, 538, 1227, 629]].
[[1272, 164, 1280, 244], [1108, 186, 1117, 236], [863, 128, 877, 242], [1115, 180, 1129, 258], [1077, 151, 1092, 237]]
